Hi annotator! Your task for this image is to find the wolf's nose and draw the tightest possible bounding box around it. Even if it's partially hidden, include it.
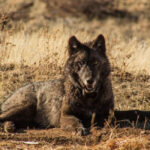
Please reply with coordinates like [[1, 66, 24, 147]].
[[87, 79, 93, 84]]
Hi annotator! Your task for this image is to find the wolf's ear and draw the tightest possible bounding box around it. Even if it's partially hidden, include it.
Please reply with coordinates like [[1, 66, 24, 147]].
[[93, 34, 106, 55], [68, 36, 82, 56]]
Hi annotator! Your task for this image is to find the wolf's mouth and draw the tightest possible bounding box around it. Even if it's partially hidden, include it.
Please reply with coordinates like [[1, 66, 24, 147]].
[[84, 86, 96, 93], [79, 79, 97, 93]]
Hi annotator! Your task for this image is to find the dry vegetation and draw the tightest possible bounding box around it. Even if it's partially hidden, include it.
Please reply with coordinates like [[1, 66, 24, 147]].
[[0, 0, 150, 149]]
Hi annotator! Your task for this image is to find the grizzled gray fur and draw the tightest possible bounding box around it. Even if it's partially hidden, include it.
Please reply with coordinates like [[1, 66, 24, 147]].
[[0, 34, 114, 135]]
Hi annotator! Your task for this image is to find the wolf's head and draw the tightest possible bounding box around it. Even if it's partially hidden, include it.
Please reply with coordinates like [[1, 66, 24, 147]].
[[65, 34, 110, 95]]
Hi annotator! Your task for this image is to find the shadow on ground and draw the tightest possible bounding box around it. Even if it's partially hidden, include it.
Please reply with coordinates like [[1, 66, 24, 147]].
[[114, 110, 150, 129]]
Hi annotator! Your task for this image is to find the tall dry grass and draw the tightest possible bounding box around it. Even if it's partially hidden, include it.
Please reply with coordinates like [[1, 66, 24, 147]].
[[0, 17, 150, 150], [1, 19, 150, 75]]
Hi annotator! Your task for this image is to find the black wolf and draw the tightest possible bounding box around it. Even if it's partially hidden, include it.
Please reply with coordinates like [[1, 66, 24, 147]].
[[0, 34, 114, 135]]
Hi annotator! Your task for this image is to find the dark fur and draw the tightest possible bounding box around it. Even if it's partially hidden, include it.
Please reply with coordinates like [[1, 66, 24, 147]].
[[60, 35, 114, 134], [0, 34, 114, 134]]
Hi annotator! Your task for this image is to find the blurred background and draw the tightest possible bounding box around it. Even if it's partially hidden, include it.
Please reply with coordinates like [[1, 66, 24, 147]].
[[1, 0, 150, 38]]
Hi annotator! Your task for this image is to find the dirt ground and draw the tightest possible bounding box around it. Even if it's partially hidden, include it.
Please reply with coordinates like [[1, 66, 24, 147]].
[[0, 127, 150, 150]]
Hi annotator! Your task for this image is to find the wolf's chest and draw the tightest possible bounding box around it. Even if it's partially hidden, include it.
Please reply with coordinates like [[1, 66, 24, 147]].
[[74, 100, 97, 118]]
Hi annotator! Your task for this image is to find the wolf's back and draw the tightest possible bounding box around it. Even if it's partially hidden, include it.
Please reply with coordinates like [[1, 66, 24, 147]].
[[0, 79, 65, 128]]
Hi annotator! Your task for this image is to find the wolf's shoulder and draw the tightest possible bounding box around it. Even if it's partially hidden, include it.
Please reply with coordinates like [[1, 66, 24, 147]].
[[33, 78, 65, 95]]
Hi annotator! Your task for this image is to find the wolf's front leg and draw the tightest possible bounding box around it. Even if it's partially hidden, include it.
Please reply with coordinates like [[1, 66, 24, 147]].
[[60, 99, 88, 136], [95, 103, 114, 127], [60, 115, 84, 133]]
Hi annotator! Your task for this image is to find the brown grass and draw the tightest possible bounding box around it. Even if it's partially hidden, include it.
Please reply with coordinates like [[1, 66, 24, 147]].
[[0, 0, 150, 149], [1, 19, 150, 74]]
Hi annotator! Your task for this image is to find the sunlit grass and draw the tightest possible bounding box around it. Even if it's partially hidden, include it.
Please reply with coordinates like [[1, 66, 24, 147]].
[[0, 17, 150, 150], [1, 19, 150, 75]]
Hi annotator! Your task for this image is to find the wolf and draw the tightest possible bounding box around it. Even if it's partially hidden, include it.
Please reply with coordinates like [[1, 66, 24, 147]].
[[0, 34, 114, 135]]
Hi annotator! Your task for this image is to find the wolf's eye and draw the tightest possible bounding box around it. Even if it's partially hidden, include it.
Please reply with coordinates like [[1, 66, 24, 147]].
[[77, 60, 86, 66], [93, 61, 99, 65]]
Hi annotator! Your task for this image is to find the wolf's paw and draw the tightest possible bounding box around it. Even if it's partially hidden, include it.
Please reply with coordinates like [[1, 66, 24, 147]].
[[3, 121, 15, 133], [75, 127, 90, 136]]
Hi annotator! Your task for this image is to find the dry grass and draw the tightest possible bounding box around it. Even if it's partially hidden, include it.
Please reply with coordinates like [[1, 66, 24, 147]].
[[0, 127, 149, 149], [1, 19, 150, 74], [1, 19, 150, 104], [0, 0, 150, 149], [0, 19, 150, 149]]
